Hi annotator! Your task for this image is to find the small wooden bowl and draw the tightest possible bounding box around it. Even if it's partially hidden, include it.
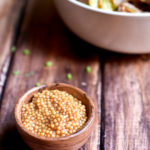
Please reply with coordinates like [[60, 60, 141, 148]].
[[14, 83, 95, 150]]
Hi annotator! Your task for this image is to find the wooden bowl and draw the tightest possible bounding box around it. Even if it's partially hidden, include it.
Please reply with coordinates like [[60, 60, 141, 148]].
[[14, 83, 95, 150]]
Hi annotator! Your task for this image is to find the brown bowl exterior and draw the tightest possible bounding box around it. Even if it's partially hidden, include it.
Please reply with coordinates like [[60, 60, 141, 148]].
[[14, 83, 96, 150]]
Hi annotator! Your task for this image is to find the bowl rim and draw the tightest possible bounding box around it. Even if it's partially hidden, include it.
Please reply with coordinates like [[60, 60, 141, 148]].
[[68, 0, 150, 17], [14, 83, 95, 142]]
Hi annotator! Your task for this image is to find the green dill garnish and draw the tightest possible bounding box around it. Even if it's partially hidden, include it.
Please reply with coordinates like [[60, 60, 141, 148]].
[[67, 73, 72, 80], [45, 61, 52, 67], [86, 66, 91, 73], [11, 46, 16, 53], [35, 82, 41, 87], [24, 49, 30, 56], [25, 71, 34, 77], [13, 70, 20, 76]]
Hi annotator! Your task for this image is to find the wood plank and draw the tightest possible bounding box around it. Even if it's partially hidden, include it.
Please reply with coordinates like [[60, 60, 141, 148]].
[[103, 54, 150, 150], [0, 0, 25, 99], [0, 0, 101, 149]]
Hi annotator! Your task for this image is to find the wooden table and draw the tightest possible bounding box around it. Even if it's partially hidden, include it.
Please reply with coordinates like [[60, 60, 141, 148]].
[[0, 0, 150, 150]]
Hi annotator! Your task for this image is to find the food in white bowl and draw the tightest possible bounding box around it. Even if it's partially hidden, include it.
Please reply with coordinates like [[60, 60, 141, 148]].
[[78, 0, 150, 12], [54, 0, 150, 53]]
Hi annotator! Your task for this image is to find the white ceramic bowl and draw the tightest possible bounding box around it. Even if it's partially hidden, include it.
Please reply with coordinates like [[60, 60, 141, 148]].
[[54, 0, 150, 53]]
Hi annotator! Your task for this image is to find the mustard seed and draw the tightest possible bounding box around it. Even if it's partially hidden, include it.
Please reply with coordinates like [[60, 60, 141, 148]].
[[21, 90, 87, 138]]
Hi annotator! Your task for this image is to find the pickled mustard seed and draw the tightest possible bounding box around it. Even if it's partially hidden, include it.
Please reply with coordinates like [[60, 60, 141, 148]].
[[45, 61, 52, 67], [24, 49, 30, 56], [13, 70, 20, 76], [86, 66, 91, 73], [21, 89, 87, 138], [67, 73, 72, 80], [11, 46, 16, 53], [25, 71, 34, 77], [35, 82, 41, 87]]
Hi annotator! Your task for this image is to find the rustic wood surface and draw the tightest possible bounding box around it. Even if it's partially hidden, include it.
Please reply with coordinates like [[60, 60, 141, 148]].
[[0, 0, 25, 99], [0, 0, 150, 150], [103, 55, 150, 150]]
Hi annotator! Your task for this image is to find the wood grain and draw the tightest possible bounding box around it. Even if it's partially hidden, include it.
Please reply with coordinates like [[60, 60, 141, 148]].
[[0, 0, 101, 149], [0, 0, 25, 98], [103, 54, 150, 150]]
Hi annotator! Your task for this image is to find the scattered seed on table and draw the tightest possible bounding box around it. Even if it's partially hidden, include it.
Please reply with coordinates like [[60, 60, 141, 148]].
[[11, 46, 16, 53], [67, 73, 72, 80], [25, 71, 34, 77], [24, 49, 30, 56], [45, 61, 52, 67], [86, 66, 91, 73], [35, 82, 41, 87], [13, 70, 20, 76]]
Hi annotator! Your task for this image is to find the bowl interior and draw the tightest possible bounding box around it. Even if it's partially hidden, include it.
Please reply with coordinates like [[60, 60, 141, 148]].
[[15, 83, 95, 141], [68, 0, 150, 17]]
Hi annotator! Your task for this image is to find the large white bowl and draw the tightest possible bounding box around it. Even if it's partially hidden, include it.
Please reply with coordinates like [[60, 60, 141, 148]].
[[54, 0, 150, 53]]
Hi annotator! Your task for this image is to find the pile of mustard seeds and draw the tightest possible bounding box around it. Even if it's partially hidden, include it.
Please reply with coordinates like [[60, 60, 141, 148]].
[[21, 89, 87, 138]]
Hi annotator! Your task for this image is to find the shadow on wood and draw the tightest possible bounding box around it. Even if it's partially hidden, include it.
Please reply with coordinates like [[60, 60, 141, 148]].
[[0, 127, 30, 150]]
